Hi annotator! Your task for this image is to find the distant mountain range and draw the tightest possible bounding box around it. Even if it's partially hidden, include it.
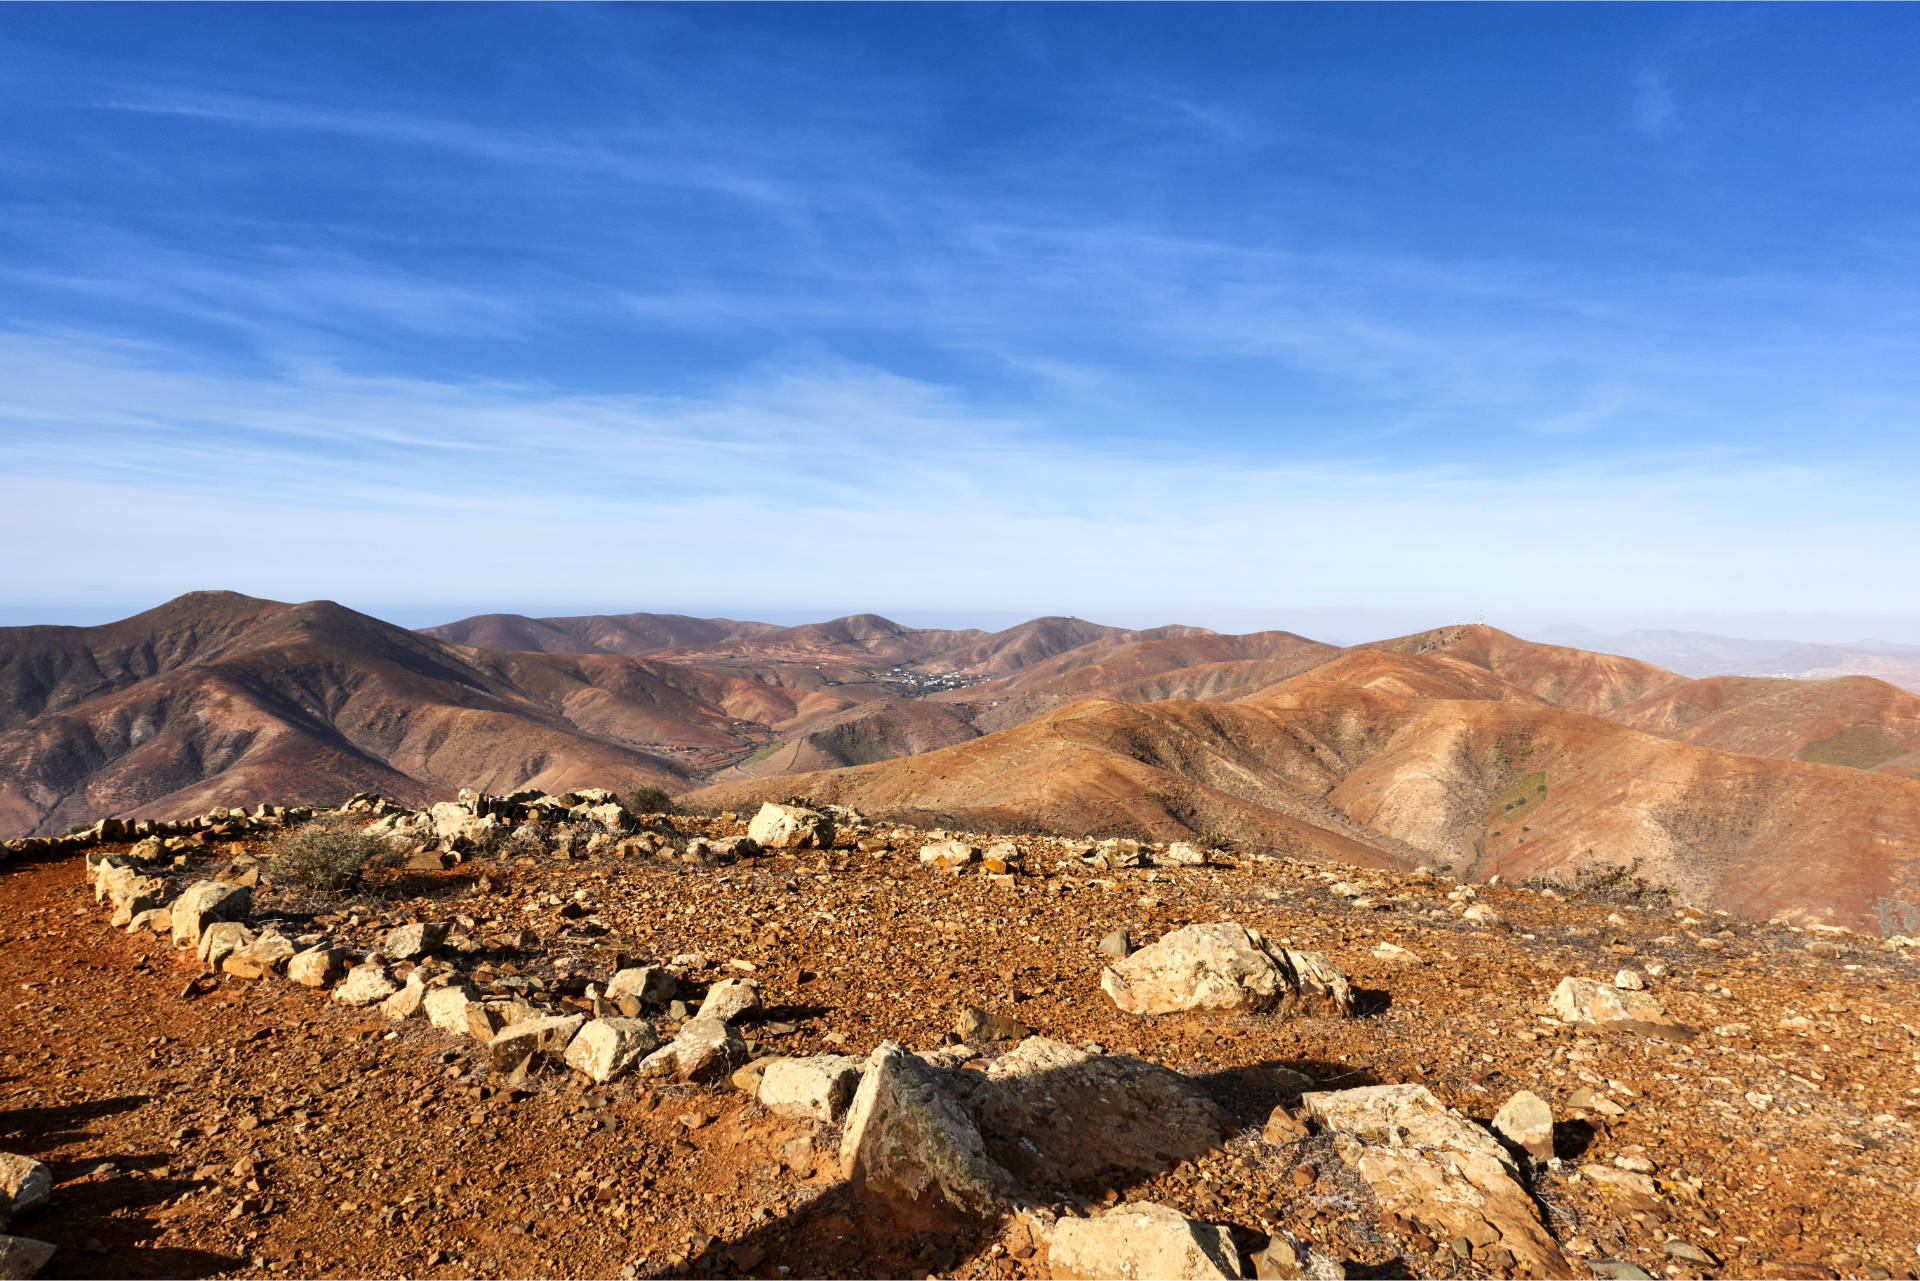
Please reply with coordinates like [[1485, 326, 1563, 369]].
[[3, 594, 1916, 932], [1530, 625, 1920, 690]]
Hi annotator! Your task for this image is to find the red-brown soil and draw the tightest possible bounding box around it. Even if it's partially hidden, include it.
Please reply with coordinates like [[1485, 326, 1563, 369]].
[[5, 817, 1918, 1280]]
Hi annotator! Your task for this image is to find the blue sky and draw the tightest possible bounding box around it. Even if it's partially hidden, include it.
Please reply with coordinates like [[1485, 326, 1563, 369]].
[[3, 4, 1918, 640]]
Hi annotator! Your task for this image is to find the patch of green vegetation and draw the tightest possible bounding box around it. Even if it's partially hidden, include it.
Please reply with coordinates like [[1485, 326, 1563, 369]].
[[738, 742, 781, 766], [1796, 724, 1912, 771], [1489, 770, 1548, 823]]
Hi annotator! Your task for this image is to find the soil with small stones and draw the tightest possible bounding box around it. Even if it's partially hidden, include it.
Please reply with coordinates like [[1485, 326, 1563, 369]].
[[5, 819, 1919, 1281]]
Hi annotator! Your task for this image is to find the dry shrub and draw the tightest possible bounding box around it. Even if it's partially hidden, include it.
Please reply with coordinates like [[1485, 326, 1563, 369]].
[[271, 817, 391, 894]]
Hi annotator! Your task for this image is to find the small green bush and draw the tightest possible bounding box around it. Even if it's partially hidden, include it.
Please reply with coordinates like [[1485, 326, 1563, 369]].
[[271, 823, 388, 894], [625, 786, 674, 815]]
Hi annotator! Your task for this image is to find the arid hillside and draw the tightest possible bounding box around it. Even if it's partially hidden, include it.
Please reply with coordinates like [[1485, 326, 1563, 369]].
[[0, 592, 758, 836], [9, 600, 1920, 933], [690, 627, 1920, 933]]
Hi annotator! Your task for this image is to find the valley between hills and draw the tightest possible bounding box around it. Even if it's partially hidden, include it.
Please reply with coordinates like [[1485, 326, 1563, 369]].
[[3, 593, 1917, 934]]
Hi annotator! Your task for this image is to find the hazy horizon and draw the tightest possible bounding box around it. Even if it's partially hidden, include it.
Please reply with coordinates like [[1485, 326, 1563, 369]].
[[6, 590, 1920, 652]]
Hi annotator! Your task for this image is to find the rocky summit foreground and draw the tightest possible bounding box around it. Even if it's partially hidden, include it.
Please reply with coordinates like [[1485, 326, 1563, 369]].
[[1, 792, 1918, 1280]]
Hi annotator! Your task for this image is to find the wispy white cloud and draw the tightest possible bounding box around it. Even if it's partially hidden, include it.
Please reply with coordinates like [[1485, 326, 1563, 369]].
[[3, 329, 1914, 621]]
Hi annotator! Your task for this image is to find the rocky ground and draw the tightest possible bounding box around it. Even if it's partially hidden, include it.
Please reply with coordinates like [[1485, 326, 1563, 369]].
[[2, 794, 1918, 1280]]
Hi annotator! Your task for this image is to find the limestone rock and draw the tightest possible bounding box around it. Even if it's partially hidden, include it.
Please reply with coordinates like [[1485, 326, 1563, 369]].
[[1096, 838, 1151, 869], [1249, 1230, 1345, 1280], [423, 985, 477, 1035], [223, 931, 297, 979], [332, 961, 401, 1008], [604, 965, 676, 1010], [383, 921, 449, 960], [1101, 922, 1354, 1017], [1372, 942, 1424, 966], [919, 839, 979, 869], [0, 1155, 50, 1216], [758, 1054, 862, 1123], [839, 1041, 1010, 1216], [636, 1017, 747, 1082], [1099, 928, 1133, 959], [487, 1014, 586, 1072], [1548, 977, 1691, 1038], [956, 1007, 1031, 1044], [745, 802, 834, 850], [564, 1018, 662, 1083], [1492, 1090, 1555, 1163], [196, 921, 255, 971], [982, 842, 1024, 874], [169, 881, 252, 950], [286, 946, 346, 989], [1302, 1084, 1572, 1279], [947, 1037, 1231, 1192], [379, 975, 429, 1021], [0, 1235, 55, 1280], [1161, 841, 1209, 867], [696, 977, 762, 1024], [1049, 1202, 1245, 1281]]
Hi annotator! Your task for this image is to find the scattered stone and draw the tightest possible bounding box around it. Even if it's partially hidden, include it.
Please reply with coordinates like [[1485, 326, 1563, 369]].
[[758, 1054, 863, 1123], [1548, 977, 1691, 1038], [332, 961, 400, 1008], [745, 802, 834, 850], [1161, 841, 1209, 866], [919, 840, 979, 869], [1098, 928, 1133, 959], [383, 921, 449, 961], [195, 921, 255, 971], [604, 965, 675, 1009], [637, 1018, 747, 1082], [1613, 968, 1645, 991], [1566, 1088, 1626, 1118], [696, 977, 762, 1024], [839, 1041, 1011, 1216], [169, 881, 252, 950], [1371, 942, 1425, 966], [956, 1006, 1031, 1043], [423, 985, 476, 1035], [1661, 1240, 1717, 1268], [0, 1236, 56, 1280], [379, 975, 429, 1021], [223, 931, 297, 979], [487, 1014, 587, 1073], [1249, 1230, 1346, 1280], [1492, 1090, 1555, 1163], [1049, 1202, 1245, 1281], [1101, 922, 1354, 1017], [0, 1155, 51, 1216], [286, 946, 346, 989], [564, 1018, 662, 1084]]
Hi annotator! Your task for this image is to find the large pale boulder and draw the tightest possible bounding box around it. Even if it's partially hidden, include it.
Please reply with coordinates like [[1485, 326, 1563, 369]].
[[1049, 1202, 1245, 1281], [170, 881, 252, 950], [839, 1041, 1009, 1216], [758, 1054, 862, 1123], [1548, 977, 1691, 1038], [1101, 923, 1353, 1017], [564, 1018, 661, 1083], [1302, 1085, 1572, 1279], [636, 1018, 746, 1082], [840, 1036, 1228, 1217], [746, 802, 834, 850], [487, 1014, 586, 1072]]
